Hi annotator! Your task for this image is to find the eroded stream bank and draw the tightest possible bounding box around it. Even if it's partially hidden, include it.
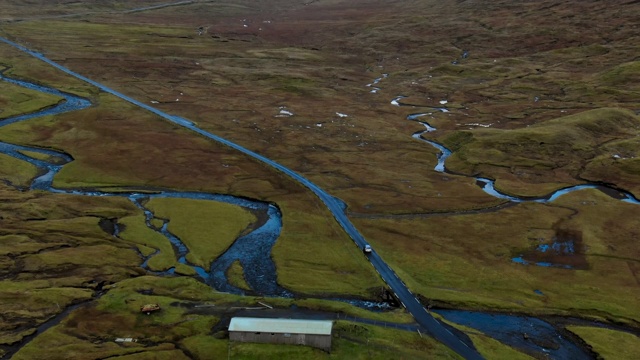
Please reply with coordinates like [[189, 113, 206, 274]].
[[399, 98, 640, 271], [0, 71, 290, 298]]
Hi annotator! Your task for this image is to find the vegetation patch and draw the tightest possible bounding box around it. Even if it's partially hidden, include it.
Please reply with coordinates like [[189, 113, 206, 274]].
[[227, 321, 459, 359], [355, 190, 640, 322], [566, 326, 640, 360], [0, 79, 62, 119], [0, 153, 39, 188], [441, 108, 640, 196], [118, 214, 176, 272], [226, 260, 251, 292], [272, 194, 384, 297], [145, 197, 256, 269]]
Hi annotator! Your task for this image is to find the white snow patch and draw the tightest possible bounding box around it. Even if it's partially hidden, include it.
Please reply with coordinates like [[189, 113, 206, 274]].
[[150, 100, 159, 104], [464, 123, 493, 128], [276, 107, 294, 117], [439, 100, 448, 105], [336, 112, 348, 118], [115, 338, 136, 343]]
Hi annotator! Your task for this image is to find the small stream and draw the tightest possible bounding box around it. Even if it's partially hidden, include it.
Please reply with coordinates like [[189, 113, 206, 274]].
[[0, 72, 286, 297], [367, 74, 640, 358], [434, 310, 592, 359], [403, 107, 640, 270], [0, 72, 393, 313], [2, 44, 634, 358]]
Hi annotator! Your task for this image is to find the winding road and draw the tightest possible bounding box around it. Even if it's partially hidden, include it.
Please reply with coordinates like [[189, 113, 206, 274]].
[[0, 36, 484, 359]]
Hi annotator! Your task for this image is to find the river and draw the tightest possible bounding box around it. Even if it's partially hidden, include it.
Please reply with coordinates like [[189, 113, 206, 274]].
[[4, 36, 639, 359]]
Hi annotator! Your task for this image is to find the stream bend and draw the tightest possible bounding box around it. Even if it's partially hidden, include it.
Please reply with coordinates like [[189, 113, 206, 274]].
[[0, 71, 286, 298], [0, 36, 485, 360]]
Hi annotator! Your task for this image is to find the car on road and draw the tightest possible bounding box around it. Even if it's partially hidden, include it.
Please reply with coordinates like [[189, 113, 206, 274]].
[[363, 244, 372, 254]]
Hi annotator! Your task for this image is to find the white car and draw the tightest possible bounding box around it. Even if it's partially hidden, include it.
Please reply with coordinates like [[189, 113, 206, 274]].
[[363, 244, 372, 254]]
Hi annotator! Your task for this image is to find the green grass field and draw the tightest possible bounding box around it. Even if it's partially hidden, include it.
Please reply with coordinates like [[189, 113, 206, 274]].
[[355, 189, 640, 323], [0, 79, 62, 119], [442, 108, 640, 196], [567, 326, 640, 360], [146, 197, 256, 268]]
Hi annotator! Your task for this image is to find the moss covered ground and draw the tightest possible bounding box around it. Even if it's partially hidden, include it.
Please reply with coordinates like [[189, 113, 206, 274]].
[[11, 276, 437, 359], [355, 189, 640, 323], [0, 79, 62, 119], [442, 108, 640, 196], [145, 197, 256, 269], [567, 326, 640, 360]]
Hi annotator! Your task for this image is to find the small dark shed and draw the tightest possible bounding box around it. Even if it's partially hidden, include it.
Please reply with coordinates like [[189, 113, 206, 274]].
[[228, 317, 333, 352]]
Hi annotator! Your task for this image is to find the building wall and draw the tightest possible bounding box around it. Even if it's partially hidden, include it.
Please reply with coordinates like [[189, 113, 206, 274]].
[[230, 331, 331, 352]]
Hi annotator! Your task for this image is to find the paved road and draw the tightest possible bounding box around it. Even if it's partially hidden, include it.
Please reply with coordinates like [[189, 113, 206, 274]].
[[0, 36, 483, 360]]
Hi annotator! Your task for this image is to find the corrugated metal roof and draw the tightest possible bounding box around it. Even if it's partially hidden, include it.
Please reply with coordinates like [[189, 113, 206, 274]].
[[228, 317, 333, 335]]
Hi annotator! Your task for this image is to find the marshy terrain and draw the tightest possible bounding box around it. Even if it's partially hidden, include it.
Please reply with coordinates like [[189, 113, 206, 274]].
[[0, 0, 639, 359]]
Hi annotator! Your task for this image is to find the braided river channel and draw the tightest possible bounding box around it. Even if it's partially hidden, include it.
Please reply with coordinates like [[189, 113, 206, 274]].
[[2, 37, 640, 359]]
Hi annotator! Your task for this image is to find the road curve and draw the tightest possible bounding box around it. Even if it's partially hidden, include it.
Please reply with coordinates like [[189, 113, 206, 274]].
[[0, 36, 483, 360]]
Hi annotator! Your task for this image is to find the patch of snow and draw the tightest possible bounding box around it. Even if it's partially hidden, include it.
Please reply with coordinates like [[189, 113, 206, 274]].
[[336, 112, 348, 118], [150, 100, 159, 104], [464, 123, 493, 128], [439, 100, 448, 105], [115, 338, 137, 343], [275, 106, 294, 117], [391, 96, 406, 106]]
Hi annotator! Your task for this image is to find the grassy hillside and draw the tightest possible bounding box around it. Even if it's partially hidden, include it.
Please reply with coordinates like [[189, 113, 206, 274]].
[[442, 108, 640, 196]]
